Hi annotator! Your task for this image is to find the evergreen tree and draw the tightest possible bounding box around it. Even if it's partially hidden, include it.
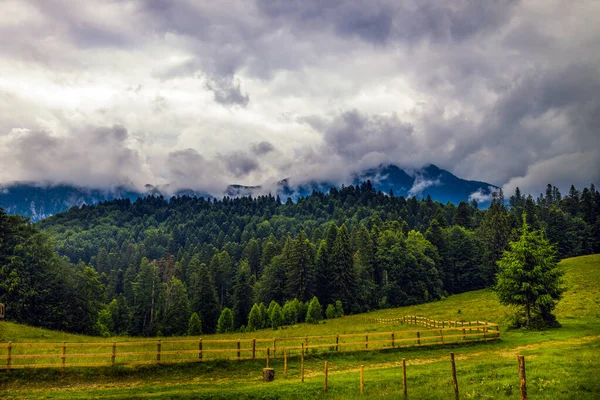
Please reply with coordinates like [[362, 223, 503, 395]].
[[282, 298, 300, 325], [188, 312, 202, 336], [160, 277, 191, 336], [495, 218, 563, 328], [285, 231, 315, 302], [189, 262, 220, 333], [453, 202, 472, 228], [269, 302, 283, 329], [330, 224, 356, 311], [216, 307, 234, 333], [325, 304, 336, 319], [233, 261, 254, 328], [132, 258, 161, 336], [478, 194, 513, 285], [247, 304, 262, 331], [306, 296, 322, 324]]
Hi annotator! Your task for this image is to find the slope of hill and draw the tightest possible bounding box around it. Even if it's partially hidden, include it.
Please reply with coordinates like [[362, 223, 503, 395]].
[[1, 255, 598, 399], [0, 164, 497, 221]]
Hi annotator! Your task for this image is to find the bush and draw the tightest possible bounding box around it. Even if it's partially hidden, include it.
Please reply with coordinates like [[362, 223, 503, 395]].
[[282, 299, 300, 325], [270, 303, 283, 329], [187, 312, 202, 335], [335, 300, 344, 317], [217, 308, 234, 333], [325, 304, 336, 319], [298, 300, 309, 323], [306, 297, 322, 324], [247, 304, 262, 331]]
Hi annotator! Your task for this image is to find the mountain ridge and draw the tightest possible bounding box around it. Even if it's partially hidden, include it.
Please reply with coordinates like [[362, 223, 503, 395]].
[[0, 164, 498, 221]]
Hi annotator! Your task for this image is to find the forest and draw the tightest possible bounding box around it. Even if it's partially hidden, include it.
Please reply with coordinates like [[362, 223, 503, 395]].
[[1, 181, 599, 336]]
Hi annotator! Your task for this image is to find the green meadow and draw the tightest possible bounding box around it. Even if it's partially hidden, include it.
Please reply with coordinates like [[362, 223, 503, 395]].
[[1, 254, 599, 399]]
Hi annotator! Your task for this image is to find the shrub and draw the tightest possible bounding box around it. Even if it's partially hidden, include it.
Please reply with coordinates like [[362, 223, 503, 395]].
[[270, 303, 283, 329], [217, 308, 234, 333], [325, 304, 336, 319], [187, 312, 202, 336], [247, 304, 262, 331], [306, 297, 322, 324]]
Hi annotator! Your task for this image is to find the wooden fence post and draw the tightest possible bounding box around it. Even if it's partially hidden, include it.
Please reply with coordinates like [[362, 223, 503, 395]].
[[360, 365, 365, 395], [462, 328, 466, 341], [7, 342, 12, 369], [391, 332, 395, 348], [273, 338, 276, 357], [440, 329, 444, 344], [402, 358, 407, 399], [366, 333, 369, 349], [266, 348, 270, 368], [199, 338, 203, 361], [305, 336, 308, 351], [450, 352, 459, 400], [252, 338, 256, 360], [156, 339, 161, 364], [417, 331, 420, 345], [324, 361, 328, 392], [61, 341, 66, 367], [111, 342, 117, 366], [237, 339, 241, 360], [336, 334, 339, 352], [301, 344, 305, 383], [518, 355, 527, 400], [284, 350, 288, 377]]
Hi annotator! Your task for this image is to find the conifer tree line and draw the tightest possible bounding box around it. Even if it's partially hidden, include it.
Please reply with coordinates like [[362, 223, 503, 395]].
[[1, 181, 598, 336]]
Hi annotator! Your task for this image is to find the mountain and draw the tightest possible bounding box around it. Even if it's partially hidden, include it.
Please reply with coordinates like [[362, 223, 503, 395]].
[[354, 164, 498, 205], [0, 164, 498, 221], [0, 183, 143, 221]]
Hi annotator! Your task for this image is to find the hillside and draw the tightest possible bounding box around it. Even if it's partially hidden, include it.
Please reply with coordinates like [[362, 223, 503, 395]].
[[1, 255, 598, 399]]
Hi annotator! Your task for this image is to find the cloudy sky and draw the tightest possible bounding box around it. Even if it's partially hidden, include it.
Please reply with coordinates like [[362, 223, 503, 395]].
[[0, 0, 598, 196]]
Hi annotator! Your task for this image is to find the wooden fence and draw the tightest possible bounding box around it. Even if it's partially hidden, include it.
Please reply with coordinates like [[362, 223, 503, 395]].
[[0, 316, 499, 370]]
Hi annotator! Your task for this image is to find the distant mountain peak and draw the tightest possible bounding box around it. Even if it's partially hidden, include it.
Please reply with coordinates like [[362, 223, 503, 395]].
[[0, 163, 499, 221]]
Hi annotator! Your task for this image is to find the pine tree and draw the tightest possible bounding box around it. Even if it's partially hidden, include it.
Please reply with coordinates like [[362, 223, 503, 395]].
[[189, 262, 220, 333], [478, 195, 513, 285], [306, 296, 322, 324], [160, 277, 191, 336], [233, 261, 254, 328], [247, 304, 262, 331], [495, 218, 563, 328], [285, 231, 315, 302], [188, 312, 202, 335], [325, 304, 336, 319], [132, 258, 161, 336], [216, 307, 234, 333], [330, 224, 356, 311], [269, 302, 283, 329]]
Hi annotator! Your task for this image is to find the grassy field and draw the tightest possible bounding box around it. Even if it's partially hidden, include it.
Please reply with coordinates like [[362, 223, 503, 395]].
[[0, 254, 598, 399]]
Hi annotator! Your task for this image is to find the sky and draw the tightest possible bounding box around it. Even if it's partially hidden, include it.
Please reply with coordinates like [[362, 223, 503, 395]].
[[0, 0, 598, 197]]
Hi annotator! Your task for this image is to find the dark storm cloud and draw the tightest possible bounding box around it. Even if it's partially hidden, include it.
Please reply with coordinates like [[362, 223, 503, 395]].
[[258, 0, 518, 45], [251, 141, 275, 156], [205, 77, 250, 107], [220, 151, 260, 178], [323, 110, 415, 160], [0, 125, 147, 188]]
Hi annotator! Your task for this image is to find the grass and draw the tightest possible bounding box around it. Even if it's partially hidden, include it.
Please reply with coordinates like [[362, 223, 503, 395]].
[[0, 254, 599, 399]]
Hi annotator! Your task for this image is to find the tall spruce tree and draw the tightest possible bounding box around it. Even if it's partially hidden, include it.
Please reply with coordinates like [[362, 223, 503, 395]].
[[233, 261, 254, 328], [495, 218, 563, 328], [285, 231, 315, 302], [330, 224, 356, 311], [160, 277, 191, 336], [189, 262, 220, 333]]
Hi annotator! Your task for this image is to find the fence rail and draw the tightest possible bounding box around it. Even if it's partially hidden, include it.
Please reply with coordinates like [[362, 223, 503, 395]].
[[0, 315, 499, 370]]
